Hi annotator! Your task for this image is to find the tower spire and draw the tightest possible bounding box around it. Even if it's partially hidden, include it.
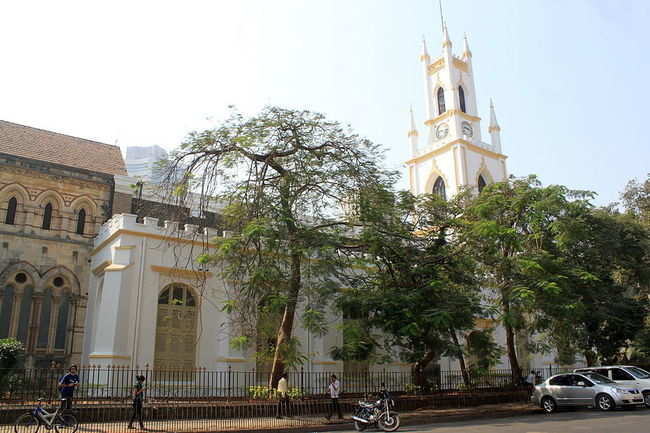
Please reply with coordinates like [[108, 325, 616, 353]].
[[442, 23, 452, 49], [408, 106, 419, 156], [463, 33, 472, 59], [489, 99, 502, 153], [421, 36, 429, 60]]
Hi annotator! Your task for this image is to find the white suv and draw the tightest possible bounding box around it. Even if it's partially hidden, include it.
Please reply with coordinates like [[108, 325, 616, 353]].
[[574, 366, 650, 407]]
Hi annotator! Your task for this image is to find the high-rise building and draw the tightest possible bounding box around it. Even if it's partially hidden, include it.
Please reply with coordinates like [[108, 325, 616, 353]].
[[125, 145, 169, 183]]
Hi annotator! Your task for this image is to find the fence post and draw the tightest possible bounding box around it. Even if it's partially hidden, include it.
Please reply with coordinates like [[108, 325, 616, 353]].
[[300, 367, 304, 399], [227, 365, 232, 402]]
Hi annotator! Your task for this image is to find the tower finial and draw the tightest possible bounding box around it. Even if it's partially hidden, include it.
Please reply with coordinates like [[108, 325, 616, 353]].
[[439, 0, 445, 33], [489, 99, 502, 152], [442, 23, 452, 49], [463, 33, 472, 58], [408, 106, 419, 156], [409, 105, 417, 133]]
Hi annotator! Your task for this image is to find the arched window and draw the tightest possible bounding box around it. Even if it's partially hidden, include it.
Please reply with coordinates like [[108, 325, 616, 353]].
[[459, 86, 466, 113], [478, 175, 487, 193], [437, 87, 446, 115], [433, 176, 447, 200], [42, 203, 53, 230], [155, 284, 197, 372], [76, 209, 86, 235], [5, 197, 17, 225]]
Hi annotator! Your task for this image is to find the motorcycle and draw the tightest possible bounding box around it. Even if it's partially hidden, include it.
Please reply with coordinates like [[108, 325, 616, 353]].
[[351, 389, 400, 432]]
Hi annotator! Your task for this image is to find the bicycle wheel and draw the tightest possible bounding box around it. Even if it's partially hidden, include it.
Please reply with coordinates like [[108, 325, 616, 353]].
[[14, 413, 40, 433], [54, 413, 78, 433]]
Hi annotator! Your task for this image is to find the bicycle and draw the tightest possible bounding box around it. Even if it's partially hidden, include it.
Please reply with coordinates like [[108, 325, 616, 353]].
[[14, 399, 78, 433]]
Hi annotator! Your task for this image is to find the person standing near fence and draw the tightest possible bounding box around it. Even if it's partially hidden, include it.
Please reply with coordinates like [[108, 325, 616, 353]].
[[276, 373, 291, 418], [325, 374, 343, 421], [58, 365, 79, 411], [128, 375, 146, 430]]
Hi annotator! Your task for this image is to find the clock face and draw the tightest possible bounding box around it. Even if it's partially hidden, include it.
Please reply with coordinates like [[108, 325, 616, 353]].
[[436, 122, 449, 139], [462, 121, 473, 137]]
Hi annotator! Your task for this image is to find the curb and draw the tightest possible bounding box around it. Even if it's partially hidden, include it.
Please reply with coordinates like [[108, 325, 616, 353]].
[[241, 405, 542, 433]]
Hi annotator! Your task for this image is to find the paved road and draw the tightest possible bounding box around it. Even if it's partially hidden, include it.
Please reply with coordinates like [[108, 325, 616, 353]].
[[328, 408, 650, 433]]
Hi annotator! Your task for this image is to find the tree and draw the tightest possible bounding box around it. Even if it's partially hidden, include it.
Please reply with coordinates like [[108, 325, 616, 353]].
[[337, 189, 482, 387], [462, 175, 592, 384], [548, 208, 649, 365], [0, 338, 24, 369], [163, 107, 396, 386], [622, 173, 650, 228]]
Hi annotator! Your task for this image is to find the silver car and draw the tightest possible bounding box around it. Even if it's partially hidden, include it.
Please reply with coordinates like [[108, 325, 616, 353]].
[[531, 372, 643, 413]]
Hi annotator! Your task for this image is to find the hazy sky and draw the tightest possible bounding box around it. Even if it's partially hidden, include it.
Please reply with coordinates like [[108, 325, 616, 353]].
[[1, 0, 648, 205]]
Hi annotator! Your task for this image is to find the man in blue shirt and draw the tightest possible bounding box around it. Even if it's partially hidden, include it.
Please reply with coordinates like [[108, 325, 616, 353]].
[[58, 365, 79, 410]]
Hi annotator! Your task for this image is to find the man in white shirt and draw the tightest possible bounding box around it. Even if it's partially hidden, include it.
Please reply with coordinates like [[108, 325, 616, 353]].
[[526, 370, 536, 396], [326, 374, 343, 421], [276, 374, 290, 418]]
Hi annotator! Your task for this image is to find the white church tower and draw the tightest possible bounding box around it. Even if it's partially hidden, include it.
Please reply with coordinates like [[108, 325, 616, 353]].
[[406, 26, 508, 198]]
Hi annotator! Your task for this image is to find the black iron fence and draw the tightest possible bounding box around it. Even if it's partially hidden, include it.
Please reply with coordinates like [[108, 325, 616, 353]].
[[0, 365, 570, 404], [0, 365, 564, 432]]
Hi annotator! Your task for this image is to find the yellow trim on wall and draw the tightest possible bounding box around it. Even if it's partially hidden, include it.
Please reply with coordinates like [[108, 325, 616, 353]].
[[91, 229, 217, 256], [113, 245, 136, 250], [216, 357, 247, 363], [151, 265, 214, 279], [105, 264, 132, 272], [406, 139, 507, 166], [453, 57, 468, 72], [89, 354, 131, 360], [92, 260, 111, 276], [407, 130, 418, 137], [424, 109, 481, 126], [427, 58, 445, 75]]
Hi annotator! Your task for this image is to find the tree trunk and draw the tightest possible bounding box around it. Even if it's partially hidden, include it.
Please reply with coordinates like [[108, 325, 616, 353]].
[[503, 300, 522, 386], [449, 329, 470, 387], [413, 350, 436, 389], [269, 250, 301, 388]]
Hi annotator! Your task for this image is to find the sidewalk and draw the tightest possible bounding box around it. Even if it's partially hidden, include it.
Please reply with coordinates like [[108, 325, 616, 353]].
[[1, 402, 537, 433]]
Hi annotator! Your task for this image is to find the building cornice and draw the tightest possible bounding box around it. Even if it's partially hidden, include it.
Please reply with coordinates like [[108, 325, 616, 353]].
[[151, 265, 213, 279], [424, 109, 481, 126], [405, 139, 507, 166]]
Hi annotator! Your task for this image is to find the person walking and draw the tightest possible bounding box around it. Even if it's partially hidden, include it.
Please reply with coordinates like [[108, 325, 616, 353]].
[[128, 375, 146, 430], [325, 374, 343, 421], [526, 370, 536, 396], [276, 373, 291, 418], [58, 365, 79, 411]]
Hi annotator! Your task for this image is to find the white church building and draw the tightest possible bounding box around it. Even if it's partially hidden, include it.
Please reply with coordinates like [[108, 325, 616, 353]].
[[81, 26, 568, 374]]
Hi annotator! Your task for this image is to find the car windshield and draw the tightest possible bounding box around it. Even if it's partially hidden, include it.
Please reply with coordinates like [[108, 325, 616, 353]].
[[581, 372, 615, 384], [626, 367, 650, 379]]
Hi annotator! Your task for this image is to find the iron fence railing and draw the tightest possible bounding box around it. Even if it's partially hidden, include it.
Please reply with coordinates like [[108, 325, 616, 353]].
[[0, 365, 582, 432], [0, 365, 581, 404]]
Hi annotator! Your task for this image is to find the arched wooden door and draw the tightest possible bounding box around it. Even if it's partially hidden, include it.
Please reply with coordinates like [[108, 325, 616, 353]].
[[154, 284, 197, 372]]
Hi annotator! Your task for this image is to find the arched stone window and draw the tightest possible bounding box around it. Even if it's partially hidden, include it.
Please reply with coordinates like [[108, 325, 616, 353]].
[[433, 176, 447, 200], [76, 209, 86, 235], [154, 284, 197, 373], [37, 288, 52, 348], [42, 203, 53, 230], [0, 285, 15, 338], [5, 197, 17, 225], [459, 86, 466, 113], [55, 292, 70, 350], [437, 87, 446, 115], [478, 175, 487, 193]]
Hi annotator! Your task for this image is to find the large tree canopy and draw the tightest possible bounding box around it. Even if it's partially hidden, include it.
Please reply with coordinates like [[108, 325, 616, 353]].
[[163, 107, 396, 385]]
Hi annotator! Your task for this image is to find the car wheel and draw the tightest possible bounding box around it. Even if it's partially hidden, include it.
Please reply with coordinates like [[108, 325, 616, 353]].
[[644, 392, 650, 408], [541, 396, 557, 413], [596, 394, 615, 411]]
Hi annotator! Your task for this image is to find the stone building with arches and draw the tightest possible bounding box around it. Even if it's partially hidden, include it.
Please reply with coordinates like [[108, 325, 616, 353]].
[[0, 120, 128, 367]]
